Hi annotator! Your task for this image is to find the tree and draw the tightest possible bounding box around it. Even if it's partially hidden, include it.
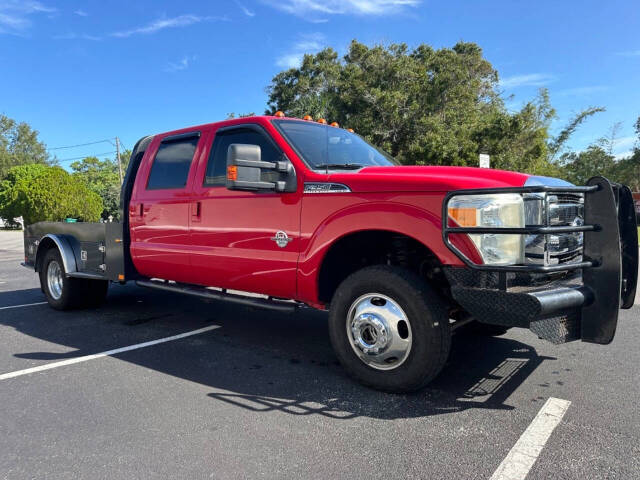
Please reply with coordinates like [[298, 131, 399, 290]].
[[265, 40, 582, 175], [0, 114, 50, 179], [70, 150, 131, 220], [0, 164, 102, 225]]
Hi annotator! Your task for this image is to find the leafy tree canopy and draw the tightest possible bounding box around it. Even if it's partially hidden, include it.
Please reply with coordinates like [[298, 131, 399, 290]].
[[0, 114, 50, 179], [70, 150, 130, 220], [0, 164, 102, 225], [266, 40, 602, 178]]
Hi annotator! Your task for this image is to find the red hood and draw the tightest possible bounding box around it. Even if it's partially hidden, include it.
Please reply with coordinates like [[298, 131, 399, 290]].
[[326, 165, 530, 193]]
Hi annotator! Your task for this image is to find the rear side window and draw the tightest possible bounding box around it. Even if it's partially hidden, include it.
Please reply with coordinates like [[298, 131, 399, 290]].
[[146, 134, 199, 190], [204, 128, 281, 186]]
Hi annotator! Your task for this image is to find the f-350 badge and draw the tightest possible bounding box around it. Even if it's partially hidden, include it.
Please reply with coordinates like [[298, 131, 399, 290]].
[[271, 230, 292, 248]]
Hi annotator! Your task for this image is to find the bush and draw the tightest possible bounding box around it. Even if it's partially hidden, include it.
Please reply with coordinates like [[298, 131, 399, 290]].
[[0, 164, 103, 225]]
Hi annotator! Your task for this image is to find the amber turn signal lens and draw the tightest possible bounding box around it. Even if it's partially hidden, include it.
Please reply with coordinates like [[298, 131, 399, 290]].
[[275, 111, 285, 118], [317, 118, 327, 124], [227, 165, 238, 181], [448, 207, 477, 227], [118, 274, 125, 281], [303, 115, 313, 121], [330, 121, 339, 127]]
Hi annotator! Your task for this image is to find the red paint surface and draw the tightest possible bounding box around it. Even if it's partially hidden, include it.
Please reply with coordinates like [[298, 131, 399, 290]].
[[129, 116, 530, 306]]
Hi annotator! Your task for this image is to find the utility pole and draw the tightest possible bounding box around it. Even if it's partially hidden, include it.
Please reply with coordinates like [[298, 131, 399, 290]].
[[115, 136, 123, 185]]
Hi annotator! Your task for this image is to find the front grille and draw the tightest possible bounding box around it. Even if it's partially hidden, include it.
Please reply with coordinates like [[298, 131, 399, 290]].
[[525, 193, 584, 266]]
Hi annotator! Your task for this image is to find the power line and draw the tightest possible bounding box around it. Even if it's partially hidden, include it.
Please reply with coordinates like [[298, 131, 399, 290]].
[[56, 151, 117, 163], [47, 139, 113, 151]]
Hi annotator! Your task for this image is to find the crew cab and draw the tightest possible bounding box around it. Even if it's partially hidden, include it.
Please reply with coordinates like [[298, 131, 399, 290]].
[[23, 114, 639, 392]]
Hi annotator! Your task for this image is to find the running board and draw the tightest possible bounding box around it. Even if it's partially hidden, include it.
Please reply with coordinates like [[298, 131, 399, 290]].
[[135, 279, 300, 313]]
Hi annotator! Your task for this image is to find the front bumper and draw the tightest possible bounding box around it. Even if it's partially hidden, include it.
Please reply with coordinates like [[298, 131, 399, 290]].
[[443, 177, 638, 345]]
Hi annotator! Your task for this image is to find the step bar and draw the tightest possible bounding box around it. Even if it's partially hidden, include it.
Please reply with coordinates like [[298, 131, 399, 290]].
[[136, 279, 300, 313]]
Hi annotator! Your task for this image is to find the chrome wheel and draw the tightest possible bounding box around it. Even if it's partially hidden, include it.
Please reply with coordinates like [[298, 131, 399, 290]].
[[346, 293, 412, 371], [47, 260, 64, 300]]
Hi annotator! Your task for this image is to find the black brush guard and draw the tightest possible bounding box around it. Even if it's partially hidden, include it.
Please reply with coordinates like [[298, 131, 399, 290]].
[[442, 177, 638, 345]]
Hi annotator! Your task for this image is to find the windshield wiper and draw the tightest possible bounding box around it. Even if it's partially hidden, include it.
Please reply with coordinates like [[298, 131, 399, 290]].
[[314, 163, 364, 171]]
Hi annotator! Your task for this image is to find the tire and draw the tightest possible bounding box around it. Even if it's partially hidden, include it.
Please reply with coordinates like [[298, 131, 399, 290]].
[[39, 249, 109, 310], [328, 265, 451, 393]]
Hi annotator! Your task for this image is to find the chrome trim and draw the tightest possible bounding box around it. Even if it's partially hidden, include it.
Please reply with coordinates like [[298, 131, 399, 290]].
[[346, 293, 412, 371], [47, 260, 64, 300], [303, 183, 351, 194]]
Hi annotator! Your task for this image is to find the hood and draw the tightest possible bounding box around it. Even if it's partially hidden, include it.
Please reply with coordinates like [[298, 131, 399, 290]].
[[326, 165, 531, 193]]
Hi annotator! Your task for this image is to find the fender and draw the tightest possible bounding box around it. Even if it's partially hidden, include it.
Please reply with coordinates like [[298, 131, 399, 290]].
[[35, 234, 78, 275], [296, 198, 481, 306]]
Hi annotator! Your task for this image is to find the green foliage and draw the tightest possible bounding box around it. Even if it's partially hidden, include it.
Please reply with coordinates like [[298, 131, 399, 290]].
[[70, 151, 130, 220], [559, 116, 640, 189], [266, 40, 575, 175], [0, 114, 50, 179], [0, 164, 102, 225]]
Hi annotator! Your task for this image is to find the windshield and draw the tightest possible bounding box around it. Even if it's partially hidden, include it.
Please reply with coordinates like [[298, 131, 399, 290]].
[[273, 119, 398, 170]]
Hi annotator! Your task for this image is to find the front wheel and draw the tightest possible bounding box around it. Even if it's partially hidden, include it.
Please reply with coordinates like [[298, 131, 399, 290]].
[[328, 265, 451, 393]]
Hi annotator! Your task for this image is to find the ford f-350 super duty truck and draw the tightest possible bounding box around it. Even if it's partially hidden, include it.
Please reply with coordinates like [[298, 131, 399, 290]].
[[23, 114, 638, 392]]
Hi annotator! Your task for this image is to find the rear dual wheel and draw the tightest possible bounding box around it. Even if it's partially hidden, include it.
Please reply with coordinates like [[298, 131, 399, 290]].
[[329, 265, 451, 393], [39, 248, 109, 310]]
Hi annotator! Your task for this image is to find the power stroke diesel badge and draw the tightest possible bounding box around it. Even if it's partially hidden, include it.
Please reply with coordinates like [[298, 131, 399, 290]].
[[271, 231, 292, 248]]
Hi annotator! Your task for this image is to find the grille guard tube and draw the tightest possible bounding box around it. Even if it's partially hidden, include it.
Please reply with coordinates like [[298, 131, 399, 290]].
[[442, 176, 638, 345]]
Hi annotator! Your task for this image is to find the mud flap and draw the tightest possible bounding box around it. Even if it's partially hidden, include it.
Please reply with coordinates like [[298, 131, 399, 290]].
[[618, 185, 638, 309]]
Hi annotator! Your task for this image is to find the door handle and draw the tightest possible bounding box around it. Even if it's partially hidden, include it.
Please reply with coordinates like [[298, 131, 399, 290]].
[[139, 203, 144, 217], [192, 201, 201, 221]]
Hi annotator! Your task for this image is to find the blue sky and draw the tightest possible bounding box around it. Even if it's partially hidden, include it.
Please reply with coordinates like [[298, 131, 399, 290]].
[[1, 0, 639, 167]]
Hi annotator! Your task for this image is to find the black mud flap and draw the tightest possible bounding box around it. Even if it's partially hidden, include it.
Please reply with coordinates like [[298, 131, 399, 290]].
[[618, 185, 638, 309], [581, 177, 621, 344]]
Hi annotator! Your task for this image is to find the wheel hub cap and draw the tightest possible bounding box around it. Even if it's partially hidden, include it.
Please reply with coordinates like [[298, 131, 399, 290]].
[[47, 260, 63, 300], [346, 294, 412, 371]]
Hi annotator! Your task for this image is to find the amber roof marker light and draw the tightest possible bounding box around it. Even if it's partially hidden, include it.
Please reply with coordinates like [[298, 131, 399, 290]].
[[274, 111, 285, 118], [317, 118, 327, 124], [330, 121, 339, 127], [347, 128, 354, 133], [303, 115, 313, 121]]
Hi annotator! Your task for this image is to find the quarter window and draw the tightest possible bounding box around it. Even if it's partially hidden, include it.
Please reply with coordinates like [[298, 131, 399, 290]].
[[146, 134, 199, 190], [204, 127, 282, 186]]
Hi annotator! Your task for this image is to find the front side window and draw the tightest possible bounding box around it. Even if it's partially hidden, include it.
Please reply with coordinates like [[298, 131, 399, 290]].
[[273, 120, 397, 170], [204, 127, 282, 186], [147, 134, 199, 190]]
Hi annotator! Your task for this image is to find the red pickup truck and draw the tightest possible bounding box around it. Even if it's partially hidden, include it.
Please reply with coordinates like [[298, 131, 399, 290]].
[[23, 114, 638, 392]]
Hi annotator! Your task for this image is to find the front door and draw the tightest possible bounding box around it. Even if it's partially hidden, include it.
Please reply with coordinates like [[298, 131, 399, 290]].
[[129, 131, 205, 283], [189, 124, 302, 299]]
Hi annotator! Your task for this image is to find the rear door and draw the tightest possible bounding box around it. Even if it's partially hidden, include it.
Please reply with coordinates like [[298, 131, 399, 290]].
[[189, 124, 302, 298], [129, 131, 206, 283]]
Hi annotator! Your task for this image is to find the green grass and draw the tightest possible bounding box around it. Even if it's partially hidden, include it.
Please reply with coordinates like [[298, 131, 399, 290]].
[[637, 226, 640, 239]]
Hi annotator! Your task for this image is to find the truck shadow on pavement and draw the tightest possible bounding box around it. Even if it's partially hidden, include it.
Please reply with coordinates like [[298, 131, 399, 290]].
[[1, 285, 556, 421]]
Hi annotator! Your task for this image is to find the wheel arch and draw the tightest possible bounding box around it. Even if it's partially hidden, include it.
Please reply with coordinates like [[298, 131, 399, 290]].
[[35, 234, 78, 274]]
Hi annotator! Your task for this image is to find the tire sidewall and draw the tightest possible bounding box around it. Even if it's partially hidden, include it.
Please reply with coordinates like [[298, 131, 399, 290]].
[[329, 266, 449, 392], [40, 249, 71, 310]]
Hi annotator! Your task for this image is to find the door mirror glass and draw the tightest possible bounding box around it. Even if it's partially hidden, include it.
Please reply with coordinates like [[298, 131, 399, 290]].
[[226, 143, 296, 192]]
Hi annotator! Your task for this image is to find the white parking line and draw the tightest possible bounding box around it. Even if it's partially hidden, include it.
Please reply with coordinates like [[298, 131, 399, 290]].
[[0, 325, 220, 381], [490, 397, 571, 480], [0, 301, 48, 310]]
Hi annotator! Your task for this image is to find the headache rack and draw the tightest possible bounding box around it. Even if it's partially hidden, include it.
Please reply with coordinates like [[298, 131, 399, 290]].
[[442, 176, 638, 345]]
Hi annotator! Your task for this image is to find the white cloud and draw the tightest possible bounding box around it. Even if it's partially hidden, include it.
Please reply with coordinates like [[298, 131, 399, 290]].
[[0, 1, 55, 35], [53, 32, 101, 41], [74, 9, 88, 17], [235, 0, 255, 17], [276, 32, 325, 68], [165, 55, 197, 72], [615, 150, 633, 160], [499, 73, 556, 89], [614, 136, 636, 150], [111, 14, 226, 38], [615, 50, 640, 57], [262, 0, 419, 21], [557, 85, 608, 96]]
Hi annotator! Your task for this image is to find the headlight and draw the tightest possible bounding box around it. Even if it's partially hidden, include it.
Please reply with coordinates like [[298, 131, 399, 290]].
[[448, 193, 525, 265]]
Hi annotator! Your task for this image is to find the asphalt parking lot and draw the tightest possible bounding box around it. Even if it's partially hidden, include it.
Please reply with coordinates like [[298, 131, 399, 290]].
[[1, 230, 639, 479]]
